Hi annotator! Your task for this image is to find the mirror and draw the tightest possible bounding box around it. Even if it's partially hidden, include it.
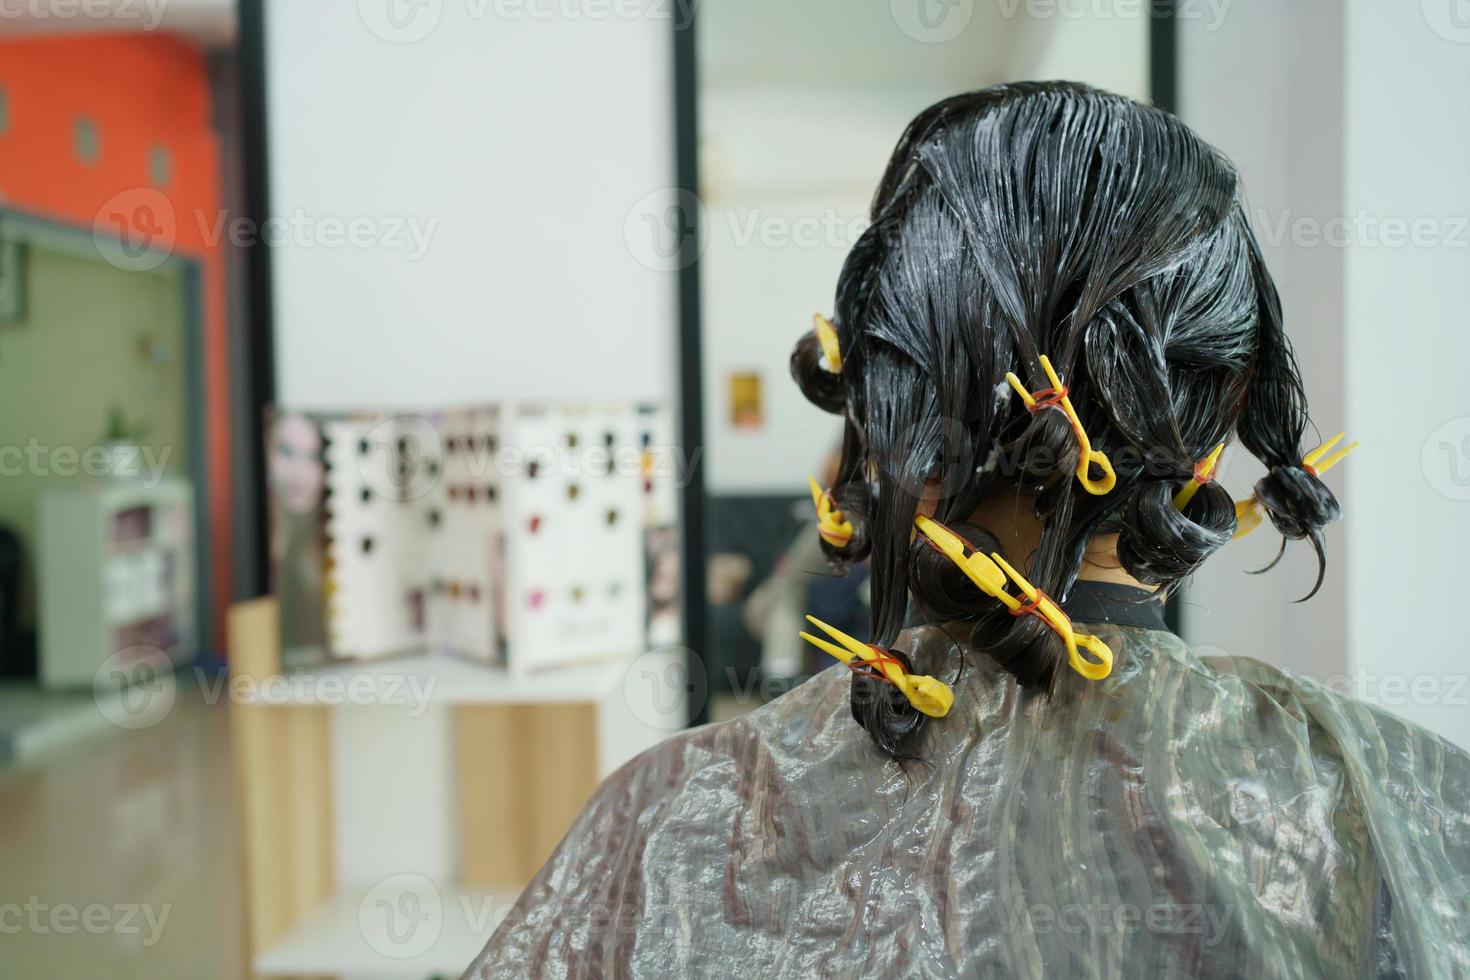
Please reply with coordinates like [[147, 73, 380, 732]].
[[694, 1, 1151, 720]]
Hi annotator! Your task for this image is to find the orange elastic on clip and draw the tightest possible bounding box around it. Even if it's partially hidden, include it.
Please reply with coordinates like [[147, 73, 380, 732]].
[[844, 646, 906, 685], [1301, 431, 1358, 477], [913, 515, 1113, 680], [1233, 432, 1358, 540], [1005, 355, 1116, 495], [807, 475, 854, 548], [1173, 441, 1226, 512], [799, 615, 954, 718]]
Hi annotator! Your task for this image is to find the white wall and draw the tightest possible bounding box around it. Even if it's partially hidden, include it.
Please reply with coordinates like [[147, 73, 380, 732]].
[[698, 86, 938, 493], [1181, 1, 1470, 748], [1342, 2, 1470, 748], [1177, 0, 1349, 684], [263, 1, 676, 409], [697, 1, 1148, 494], [1015, 8, 1149, 97]]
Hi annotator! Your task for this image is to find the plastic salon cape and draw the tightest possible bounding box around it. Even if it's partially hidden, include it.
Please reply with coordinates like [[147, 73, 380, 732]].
[[464, 583, 1470, 978]]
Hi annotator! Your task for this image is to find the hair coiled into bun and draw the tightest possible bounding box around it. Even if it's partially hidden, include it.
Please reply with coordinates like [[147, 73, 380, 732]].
[[1254, 464, 1342, 539], [1116, 478, 1237, 586], [1249, 463, 1342, 598], [789, 329, 845, 415], [848, 646, 928, 761], [815, 479, 872, 565], [907, 523, 1066, 689]]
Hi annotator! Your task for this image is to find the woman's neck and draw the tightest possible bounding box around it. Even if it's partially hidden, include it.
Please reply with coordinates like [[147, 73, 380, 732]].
[[964, 491, 1154, 591]]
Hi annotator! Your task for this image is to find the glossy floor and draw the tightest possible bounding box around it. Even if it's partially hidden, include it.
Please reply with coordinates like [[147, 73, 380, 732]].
[[0, 693, 246, 979]]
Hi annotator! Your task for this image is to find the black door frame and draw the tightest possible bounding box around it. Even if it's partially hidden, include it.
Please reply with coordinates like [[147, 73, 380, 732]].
[[238, 0, 277, 604], [671, 9, 707, 725]]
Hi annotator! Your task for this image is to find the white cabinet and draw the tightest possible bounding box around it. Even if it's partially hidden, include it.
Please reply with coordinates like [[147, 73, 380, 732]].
[[37, 479, 195, 689]]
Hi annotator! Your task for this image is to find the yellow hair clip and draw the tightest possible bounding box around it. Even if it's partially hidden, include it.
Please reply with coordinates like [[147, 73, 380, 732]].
[[913, 514, 1113, 680], [1233, 432, 1358, 540], [1302, 431, 1359, 476], [799, 614, 953, 718], [1005, 355, 1116, 495], [1233, 498, 1263, 539], [807, 475, 854, 548], [1173, 441, 1226, 511], [813, 313, 842, 374]]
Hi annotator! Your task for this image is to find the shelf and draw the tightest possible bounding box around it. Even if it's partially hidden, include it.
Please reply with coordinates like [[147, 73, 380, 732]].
[[254, 884, 519, 977], [234, 649, 638, 707], [229, 600, 683, 980]]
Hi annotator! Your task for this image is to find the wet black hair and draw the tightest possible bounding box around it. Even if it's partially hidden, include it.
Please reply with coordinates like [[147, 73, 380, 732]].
[[789, 82, 1342, 759]]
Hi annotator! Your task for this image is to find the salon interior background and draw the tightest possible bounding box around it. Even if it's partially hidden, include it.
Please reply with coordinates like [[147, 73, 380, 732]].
[[0, 1, 1467, 978]]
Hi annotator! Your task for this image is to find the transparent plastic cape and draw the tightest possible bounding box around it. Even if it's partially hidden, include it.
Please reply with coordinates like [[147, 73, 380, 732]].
[[465, 613, 1470, 978]]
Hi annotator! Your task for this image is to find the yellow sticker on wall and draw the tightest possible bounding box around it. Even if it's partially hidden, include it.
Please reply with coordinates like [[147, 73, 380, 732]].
[[729, 372, 763, 430]]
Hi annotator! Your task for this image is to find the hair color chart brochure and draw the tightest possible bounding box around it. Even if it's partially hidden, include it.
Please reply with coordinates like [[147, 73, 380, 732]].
[[266, 402, 678, 672]]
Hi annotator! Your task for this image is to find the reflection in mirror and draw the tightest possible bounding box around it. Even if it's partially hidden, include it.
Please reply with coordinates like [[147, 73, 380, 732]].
[[695, 1, 1149, 720]]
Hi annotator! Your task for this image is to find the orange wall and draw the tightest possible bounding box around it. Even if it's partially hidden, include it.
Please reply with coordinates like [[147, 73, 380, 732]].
[[0, 33, 231, 652]]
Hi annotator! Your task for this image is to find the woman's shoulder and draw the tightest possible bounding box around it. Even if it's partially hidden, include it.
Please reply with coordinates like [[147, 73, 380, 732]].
[[1202, 650, 1470, 773], [604, 662, 871, 798], [463, 666, 873, 976]]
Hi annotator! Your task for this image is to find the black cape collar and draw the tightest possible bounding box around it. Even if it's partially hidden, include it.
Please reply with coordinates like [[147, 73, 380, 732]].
[[1060, 580, 1167, 631]]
